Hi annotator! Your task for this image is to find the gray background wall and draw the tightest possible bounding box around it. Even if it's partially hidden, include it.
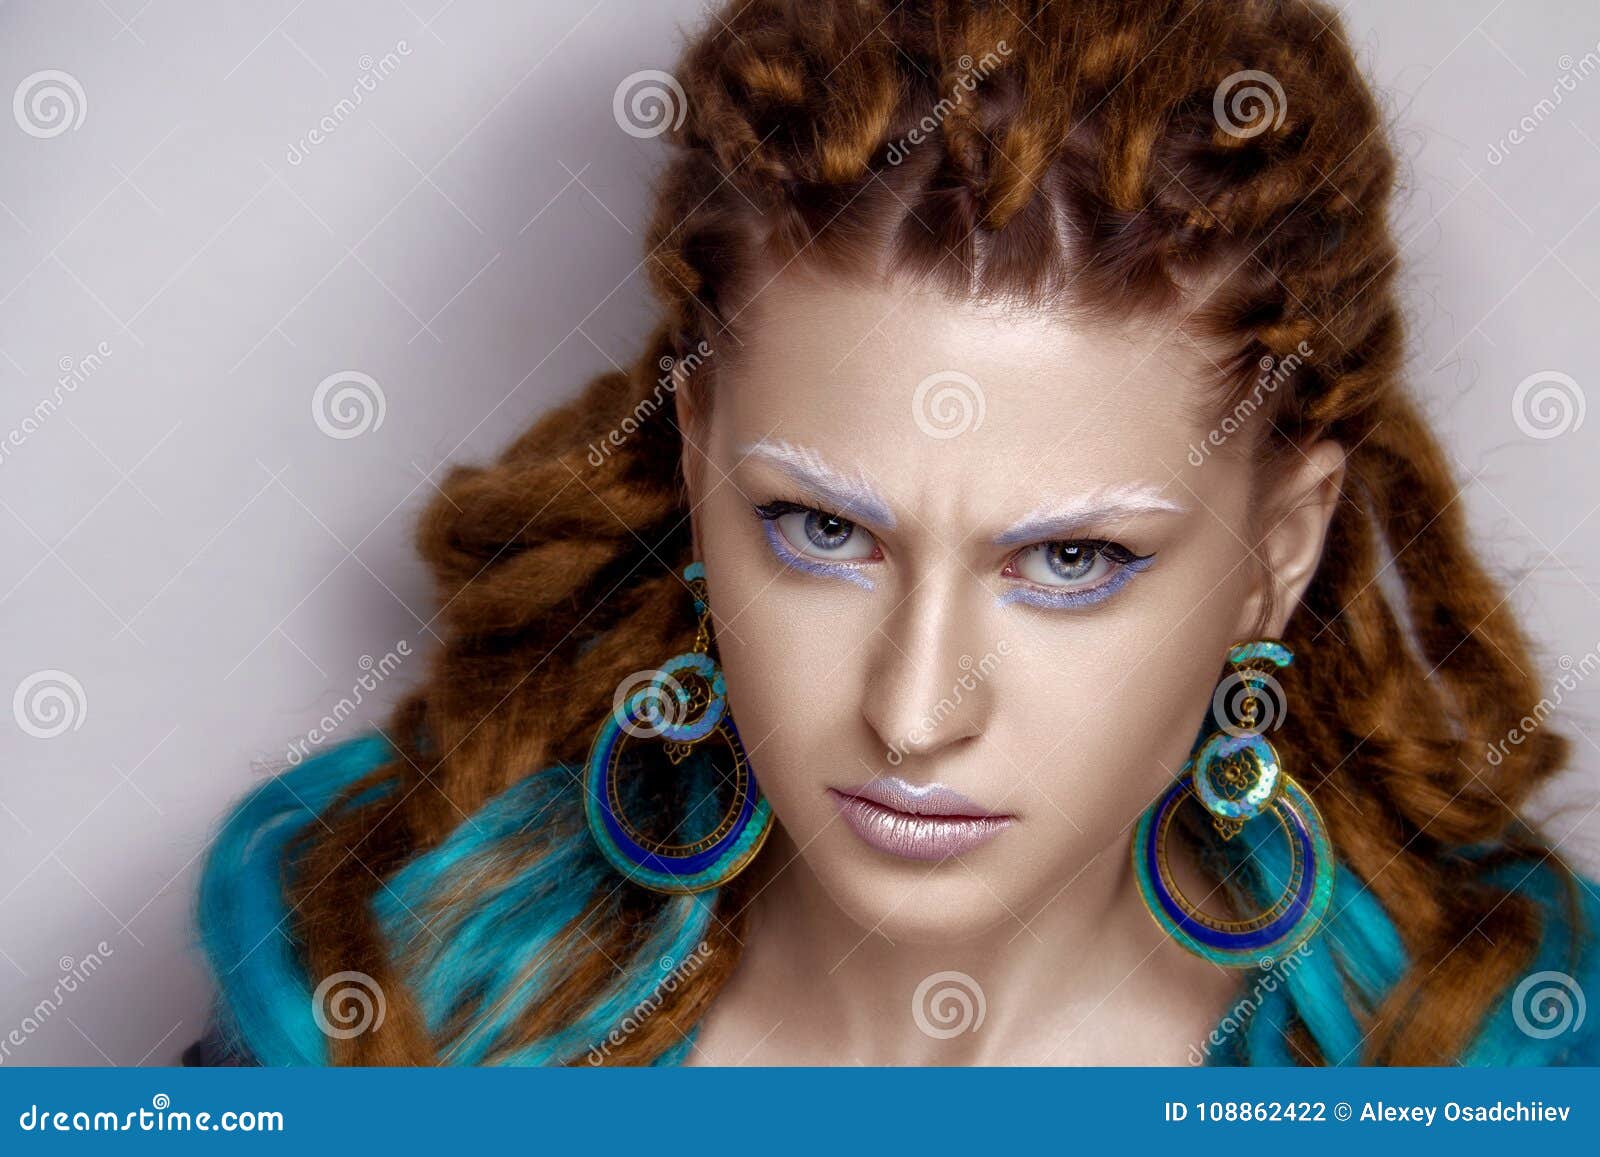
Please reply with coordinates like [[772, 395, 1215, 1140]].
[[1, 1, 1596, 1065]]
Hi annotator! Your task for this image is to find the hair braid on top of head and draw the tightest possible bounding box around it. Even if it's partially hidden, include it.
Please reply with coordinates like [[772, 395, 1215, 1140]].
[[235, 0, 1588, 1067]]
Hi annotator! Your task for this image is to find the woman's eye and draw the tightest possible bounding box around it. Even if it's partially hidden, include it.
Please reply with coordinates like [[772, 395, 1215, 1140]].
[[1008, 542, 1121, 588], [754, 500, 1147, 601], [774, 508, 877, 561]]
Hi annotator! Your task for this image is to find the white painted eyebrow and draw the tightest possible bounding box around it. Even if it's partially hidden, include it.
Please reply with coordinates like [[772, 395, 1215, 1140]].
[[736, 438, 897, 528], [993, 484, 1187, 545]]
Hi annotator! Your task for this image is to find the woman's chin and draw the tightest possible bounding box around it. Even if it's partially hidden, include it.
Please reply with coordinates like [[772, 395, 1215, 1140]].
[[800, 854, 1039, 947]]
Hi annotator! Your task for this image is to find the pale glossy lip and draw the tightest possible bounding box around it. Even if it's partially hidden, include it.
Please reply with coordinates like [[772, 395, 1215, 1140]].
[[834, 776, 1005, 818], [827, 779, 1015, 862]]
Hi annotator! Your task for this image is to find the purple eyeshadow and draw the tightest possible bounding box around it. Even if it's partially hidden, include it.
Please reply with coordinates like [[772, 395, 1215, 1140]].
[[993, 552, 1156, 610], [760, 517, 876, 591]]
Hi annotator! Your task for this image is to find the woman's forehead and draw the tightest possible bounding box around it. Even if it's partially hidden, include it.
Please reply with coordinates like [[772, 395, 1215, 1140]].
[[711, 274, 1232, 496]]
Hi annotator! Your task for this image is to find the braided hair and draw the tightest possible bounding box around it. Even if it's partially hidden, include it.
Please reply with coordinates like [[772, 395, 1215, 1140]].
[[199, 0, 1592, 1066]]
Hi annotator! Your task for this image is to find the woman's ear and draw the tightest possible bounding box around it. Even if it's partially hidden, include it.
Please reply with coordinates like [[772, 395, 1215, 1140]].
[[675, 384, 708, 559], [1240, 439, 1347, 638]]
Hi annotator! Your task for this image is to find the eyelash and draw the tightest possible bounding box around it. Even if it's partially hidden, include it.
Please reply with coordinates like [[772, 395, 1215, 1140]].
[[752, 499, 880, 590], [750, 499, 1156, 608]]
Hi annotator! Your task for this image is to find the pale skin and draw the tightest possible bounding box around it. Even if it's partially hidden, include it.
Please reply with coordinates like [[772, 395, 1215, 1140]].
[[673, 269, 1345, 1065]]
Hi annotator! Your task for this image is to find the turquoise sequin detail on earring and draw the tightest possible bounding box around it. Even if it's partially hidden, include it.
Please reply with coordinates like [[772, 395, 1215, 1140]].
[[1132, 639, 1335, 967], [583, 561, 773, 893], [639, 650, 726, 743]]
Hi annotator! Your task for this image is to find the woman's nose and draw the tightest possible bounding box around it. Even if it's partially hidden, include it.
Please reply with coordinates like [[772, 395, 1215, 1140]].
[[858, 574, 997, 762]]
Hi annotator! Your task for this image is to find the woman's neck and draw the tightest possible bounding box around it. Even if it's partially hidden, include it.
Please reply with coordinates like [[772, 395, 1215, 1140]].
[[686, 823, 1246, 1065]]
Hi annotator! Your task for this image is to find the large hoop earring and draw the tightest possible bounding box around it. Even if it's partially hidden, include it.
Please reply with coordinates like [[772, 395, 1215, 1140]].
[[1132, 639, 1335, 967], [583, 561, 773, 893]]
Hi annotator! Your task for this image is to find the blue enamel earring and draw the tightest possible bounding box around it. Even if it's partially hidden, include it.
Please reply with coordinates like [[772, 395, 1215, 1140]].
[[1132, 640, 1334, 967], [583, 561, 773, 893]]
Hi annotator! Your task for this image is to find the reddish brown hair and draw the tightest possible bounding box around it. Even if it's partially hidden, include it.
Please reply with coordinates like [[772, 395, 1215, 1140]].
[[283, 0, 1579, 1065]]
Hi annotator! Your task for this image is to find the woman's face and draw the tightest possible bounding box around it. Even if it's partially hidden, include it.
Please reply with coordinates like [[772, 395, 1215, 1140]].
[[681, 269, 1334, 943]]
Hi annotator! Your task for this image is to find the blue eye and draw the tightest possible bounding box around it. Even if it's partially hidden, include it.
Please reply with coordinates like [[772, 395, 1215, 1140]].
[[753, 500, 880, 591], [1011, 542, 1113, 587], [999, 540, 1155, 609], [751, 499, 1153, 607], [756, 501, 879, 561], [781, 509, 876, 559]]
